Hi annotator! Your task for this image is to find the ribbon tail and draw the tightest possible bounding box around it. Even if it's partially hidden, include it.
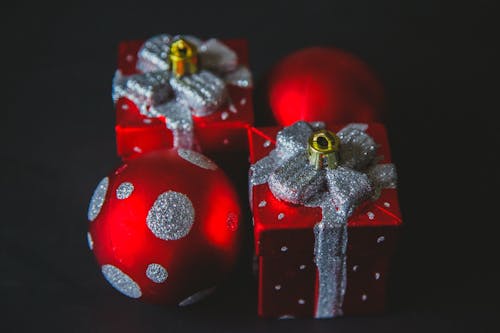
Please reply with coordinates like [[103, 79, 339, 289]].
[[313, 206, 348, 318], [150, 100, 195, 150]]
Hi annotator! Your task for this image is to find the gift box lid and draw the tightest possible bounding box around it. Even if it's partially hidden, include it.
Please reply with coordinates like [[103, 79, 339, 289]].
[[248, 123, 402, 257]]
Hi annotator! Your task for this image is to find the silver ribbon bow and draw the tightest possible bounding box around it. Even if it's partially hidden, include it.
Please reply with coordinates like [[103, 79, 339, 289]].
[[112, 34, 252, 149], [249, 121, 397, 318]]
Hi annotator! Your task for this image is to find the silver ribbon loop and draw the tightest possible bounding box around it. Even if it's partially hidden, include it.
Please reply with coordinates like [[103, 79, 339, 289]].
[[249, 121, 397, 318], [112, 34, 252, 150]]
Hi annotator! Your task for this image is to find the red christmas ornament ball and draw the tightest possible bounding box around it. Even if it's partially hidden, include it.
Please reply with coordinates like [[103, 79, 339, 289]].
[[268, 47, 385, 126], [87, 148, 241, 305]]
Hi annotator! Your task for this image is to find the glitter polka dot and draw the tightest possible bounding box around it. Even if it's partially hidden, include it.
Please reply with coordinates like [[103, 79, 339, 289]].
[[146, 263, 168, 283], [116, 182, 134, 199], [263, 140, 271, 148], [87, 232, 93, 250], [178, 287, 216, 306], [240, 98, 247, 105], [88, 177, 108, 221], [367, 211, 375, 220], [146, 191, 195, 241], [221, 111, 229, 120], [258, 200, 267, 208], [278, 213, 285, 220], [177, 149, 218, 171], [133, 146, 142, 153], [101, 264, 142, 298], [229, 104, 237, 113]]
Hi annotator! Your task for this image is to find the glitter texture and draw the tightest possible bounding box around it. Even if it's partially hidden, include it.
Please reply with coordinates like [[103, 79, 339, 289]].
[[146, 263, 168, 283], [116, 182, 134, 199], [112, 34, 253, 150], [178, 287, 216, 306], [88, 177, 109, 221], [101, 264, 142, 299], [178, 149, 218, 171], [248, 121, 398, 318], [146, 191, 195, 241]]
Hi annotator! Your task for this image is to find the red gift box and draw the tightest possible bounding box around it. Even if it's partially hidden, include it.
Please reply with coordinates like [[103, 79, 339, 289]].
[[248, 123, 402, 318], [114, 38, 253, 160]]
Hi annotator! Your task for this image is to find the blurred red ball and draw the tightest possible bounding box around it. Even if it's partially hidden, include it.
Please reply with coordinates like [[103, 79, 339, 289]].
[[268, 47, 384, 127], [87, 149, 240, 305]]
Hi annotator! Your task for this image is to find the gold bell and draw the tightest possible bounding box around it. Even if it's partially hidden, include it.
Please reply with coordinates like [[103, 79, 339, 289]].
[[169, 38, 198, 77], [308, 129, 341, 170]]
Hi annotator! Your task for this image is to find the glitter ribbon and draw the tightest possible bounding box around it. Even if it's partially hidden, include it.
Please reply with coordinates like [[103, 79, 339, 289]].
[[112, 34, 253, 149], [249, 121, 397, 318]]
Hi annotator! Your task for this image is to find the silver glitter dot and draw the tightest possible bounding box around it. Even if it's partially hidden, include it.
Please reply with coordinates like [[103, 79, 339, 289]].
[[146, 191, 195, 241], [258, 200, 267, 208], [353, 265, 359, 272], [279, 315, 295, 319], [101, 264, 142, 299], [221, 111, 229, 120], [240, 98, 247, 105], [223, 138, 229, 145], [88, 177, 109, 221], [178, 287, 216, 306], [229, 104, 237, 113], [87, 232, 93, 250], [275, 284, 282, 290], [146, 263, 168, 283], [367, 211, 375, 220], [177, 149, 218, 171], [298, 299, 305, 305], [299, 264, 306, 270], [374, 272, 381, 280], [263, 140, 271, 148], [116, 182, 134, 199], [377, 236, 385, 243], [278, 213, 285, 220], [280, 246, 288, 252], [122, 104, 129, 110], [126, 54, 134, 62], [384, 201, 391, 207], [143, 118, 152, 124], [133, 146, 142, 153], [361, 294, 368, 301]]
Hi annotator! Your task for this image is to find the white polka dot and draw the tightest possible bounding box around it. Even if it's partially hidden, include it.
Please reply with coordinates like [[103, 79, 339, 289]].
[[280, 246, 288, 252], [353, 265, 359, 272], [361, 294, 368, 301], [178, 149, 218, 171], [178, 287, 216, 306], [263, 140, 271, 148], [274, 285, 281, 290], [146, 263, 168, 283], [384, 202, 391, 207], [133, 146, 142, 153], [240, 98, 247, 105], [146, 191, 195, 240], [101, 264, 142, 298], [377, 236, 385, 243], [277, 213, 285, 220], [221, 111, 229, 120], [143, 118, 152, 124], [88, 177, 108, 221], [122, 104, 129, 110], [374, 272, 381, 280], [126, 54, 134, 62], [87, 232, 93, 250], [367, 211, 375, 220], [229, 104, 237, 113], [299, 264, 306, 270], [298, 299, 305, 305], [116, 182, 134, 199], [258, 200, 267, 208]]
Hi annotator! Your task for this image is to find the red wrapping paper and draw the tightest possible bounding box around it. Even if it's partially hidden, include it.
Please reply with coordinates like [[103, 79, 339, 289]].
[[115, 39, 253, 160], [248, 123, 402, 318]]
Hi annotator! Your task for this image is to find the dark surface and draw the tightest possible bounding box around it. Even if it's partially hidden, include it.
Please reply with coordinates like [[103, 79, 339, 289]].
[[2, 0, 499, 332]]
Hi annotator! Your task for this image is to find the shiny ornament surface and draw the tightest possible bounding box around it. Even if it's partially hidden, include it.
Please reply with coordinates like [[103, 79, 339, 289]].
[[268, 47, 384, 127], [87, 149, 240, 304]]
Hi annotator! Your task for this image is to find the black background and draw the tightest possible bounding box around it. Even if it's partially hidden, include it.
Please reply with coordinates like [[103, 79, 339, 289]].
[[2, 0, 499, 332]]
